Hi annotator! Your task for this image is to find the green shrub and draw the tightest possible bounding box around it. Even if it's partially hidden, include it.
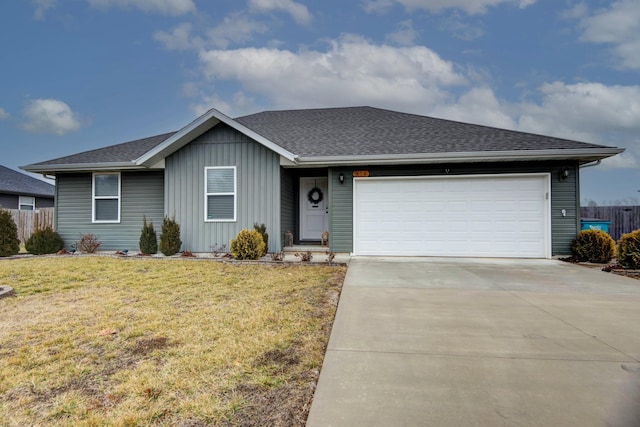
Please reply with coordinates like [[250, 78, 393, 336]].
[[159, 216, 182, 256], [571, 229, 615, 263], [0, 209, 20, 257], [25, 227, 64, 255], [617, 229, 640, 269], [139, 216, 158, 255], [230, 229, 265, 260], [253, 223, 269, 256]]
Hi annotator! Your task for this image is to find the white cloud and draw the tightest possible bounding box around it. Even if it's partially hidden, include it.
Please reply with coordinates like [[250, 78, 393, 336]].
[[154, 23, 203, 50], [198, 35, 467, 114], [431, 87, 517, 130], [0, 107, 9, 120], [568, 0, 640, 69], [364, 0, 536, 15], [86, 0, 195, 15], [439, 11, 484, 40], [22, 99, 82, 135], [248, 0, 312, 24], [207, 13, 270, 49], [517, 82, 640, 168], [32, 0, 57, 20], [386, 20, 419, 46]]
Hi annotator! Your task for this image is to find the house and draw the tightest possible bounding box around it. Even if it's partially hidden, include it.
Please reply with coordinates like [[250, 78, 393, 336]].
[[0, 165, 55, 210], [22, 106, 623, 258]]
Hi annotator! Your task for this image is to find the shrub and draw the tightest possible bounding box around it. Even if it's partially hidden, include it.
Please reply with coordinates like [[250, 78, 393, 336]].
[[571, 229, 615, 263], [230, 229, 265, 260], [159, 216, 182, 256], [617, 229, 640, 269], [139, 216, 158, 255], [253, 223, 269, 256], [0, 209, 20, 257], [77, 233, 101, 253], [25, 227, 64, 255]]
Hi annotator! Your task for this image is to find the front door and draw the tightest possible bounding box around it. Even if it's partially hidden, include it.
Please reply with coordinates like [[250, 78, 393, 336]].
[[300, 177, 329, 241]]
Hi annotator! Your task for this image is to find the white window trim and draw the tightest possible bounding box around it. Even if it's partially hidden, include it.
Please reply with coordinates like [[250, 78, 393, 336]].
[[204, 166, 237, 222], [19, 196, 36, 211], [92, 172, 121, 223]]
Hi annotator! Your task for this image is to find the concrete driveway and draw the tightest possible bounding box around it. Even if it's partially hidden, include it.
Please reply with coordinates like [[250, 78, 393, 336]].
[[306, 258, 640, 427]]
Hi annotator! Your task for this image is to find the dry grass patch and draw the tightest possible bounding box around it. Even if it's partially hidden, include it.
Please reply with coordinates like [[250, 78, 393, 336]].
[[0, 257, 345, 426]]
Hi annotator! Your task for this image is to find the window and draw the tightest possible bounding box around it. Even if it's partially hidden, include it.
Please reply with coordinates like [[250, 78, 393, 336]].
[[93, 173, 120, 223], [19, 196, 35, 211], [205, 167, 236, 222]]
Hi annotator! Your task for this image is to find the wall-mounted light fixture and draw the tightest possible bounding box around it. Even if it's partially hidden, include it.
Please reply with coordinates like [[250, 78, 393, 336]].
[[560, 168, 570, 180], [339, 172, 345, 184]]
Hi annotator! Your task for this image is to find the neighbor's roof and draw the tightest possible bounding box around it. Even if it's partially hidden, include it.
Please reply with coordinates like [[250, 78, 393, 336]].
[[0, 165, 55, 197], [22, 106, 623, 173]]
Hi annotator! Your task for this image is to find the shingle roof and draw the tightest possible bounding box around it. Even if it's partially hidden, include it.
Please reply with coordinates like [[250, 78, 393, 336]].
[[29, 132, 176, 167], [23, 106, 619, 172], [0, 165, 55, 197], [235, 106, 610, 157]]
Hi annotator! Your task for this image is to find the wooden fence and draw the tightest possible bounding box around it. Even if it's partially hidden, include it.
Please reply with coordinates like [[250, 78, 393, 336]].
[[7, 208, 55, 244], [580, 206, 640, 241]]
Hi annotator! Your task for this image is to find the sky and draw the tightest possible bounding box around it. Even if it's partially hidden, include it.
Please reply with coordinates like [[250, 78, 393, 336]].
[[0, 0, 639, 205]]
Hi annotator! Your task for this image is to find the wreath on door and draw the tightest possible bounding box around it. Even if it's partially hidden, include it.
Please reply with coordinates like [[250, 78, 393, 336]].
[[307, 186, 324, 205]]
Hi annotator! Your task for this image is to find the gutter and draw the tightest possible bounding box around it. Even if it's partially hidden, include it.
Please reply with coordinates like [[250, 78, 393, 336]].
[[294, 148, 624, 167], [579, 159, 601, 169], [21, 162, 150, 174]]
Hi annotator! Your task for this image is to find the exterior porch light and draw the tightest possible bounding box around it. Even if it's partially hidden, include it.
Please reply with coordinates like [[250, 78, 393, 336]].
[[560, 168, 570, 180], [339, 172, 345, 184]]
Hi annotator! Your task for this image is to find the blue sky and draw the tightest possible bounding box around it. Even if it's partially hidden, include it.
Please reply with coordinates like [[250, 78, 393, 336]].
[[1, 0, 638, 204]]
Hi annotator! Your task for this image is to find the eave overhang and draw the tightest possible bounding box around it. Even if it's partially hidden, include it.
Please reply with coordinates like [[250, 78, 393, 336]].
[[291, 147, 625, 167], [21, 162, 147, 175]]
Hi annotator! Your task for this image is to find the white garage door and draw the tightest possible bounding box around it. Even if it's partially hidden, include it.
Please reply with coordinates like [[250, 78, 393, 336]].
[[354, 174, 550, 258]]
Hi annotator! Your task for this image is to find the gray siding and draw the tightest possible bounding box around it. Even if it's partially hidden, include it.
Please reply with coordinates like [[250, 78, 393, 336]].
[[36, 196, 55, 208], [55, 171, 164, 250], [0, 194, 18, 209], [165, 124, 281, 252], [328, 162, 579, 256]]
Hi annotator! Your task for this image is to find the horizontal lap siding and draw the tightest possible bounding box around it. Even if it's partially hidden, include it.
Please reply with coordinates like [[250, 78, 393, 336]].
[[328, 162, 578, 256], [165, 124, 281, 252], [56, 172, 164, 250]]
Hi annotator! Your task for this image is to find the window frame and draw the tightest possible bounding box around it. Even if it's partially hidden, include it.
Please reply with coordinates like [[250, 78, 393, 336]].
[[92, 172, 121, 223], [204, 166, 237, 223], [18, 196, 35, 211]]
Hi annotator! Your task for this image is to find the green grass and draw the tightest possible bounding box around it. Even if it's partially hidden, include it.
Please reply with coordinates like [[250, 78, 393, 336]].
[[0, 257, 345, 426]]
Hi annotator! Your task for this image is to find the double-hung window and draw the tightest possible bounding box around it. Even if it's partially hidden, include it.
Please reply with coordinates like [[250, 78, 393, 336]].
[[205, 166, 236, 222], [93, 172, 120, 223], [19, 196, 35, 211]]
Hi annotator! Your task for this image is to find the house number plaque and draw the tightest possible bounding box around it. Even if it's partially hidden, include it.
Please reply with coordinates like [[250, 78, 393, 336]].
[[353, 170, 370, 177]]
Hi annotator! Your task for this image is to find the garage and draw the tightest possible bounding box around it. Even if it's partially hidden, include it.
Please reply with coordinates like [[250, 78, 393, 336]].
[[353, 174, 550, 258]]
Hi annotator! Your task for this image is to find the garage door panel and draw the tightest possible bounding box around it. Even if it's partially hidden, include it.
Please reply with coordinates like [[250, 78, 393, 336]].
[[354, 175, 549, 258]]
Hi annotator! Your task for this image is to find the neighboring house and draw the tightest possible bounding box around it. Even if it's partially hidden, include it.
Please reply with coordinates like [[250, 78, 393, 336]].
[[0, 165, 55, 210], [22, 106, 623, 258]]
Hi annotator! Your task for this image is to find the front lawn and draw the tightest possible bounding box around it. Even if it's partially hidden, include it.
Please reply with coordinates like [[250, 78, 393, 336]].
[[0, 257, 345, 426]]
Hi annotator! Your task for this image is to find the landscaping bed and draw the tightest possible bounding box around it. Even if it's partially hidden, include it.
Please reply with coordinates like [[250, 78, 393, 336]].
[[0, 257, 346, 426]]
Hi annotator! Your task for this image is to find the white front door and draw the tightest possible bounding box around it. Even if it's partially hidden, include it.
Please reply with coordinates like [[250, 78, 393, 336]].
[[300, 177, 329, 241]]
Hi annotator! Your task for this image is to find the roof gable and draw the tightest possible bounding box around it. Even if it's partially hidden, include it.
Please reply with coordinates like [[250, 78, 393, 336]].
[[0, 165, 55, 197]]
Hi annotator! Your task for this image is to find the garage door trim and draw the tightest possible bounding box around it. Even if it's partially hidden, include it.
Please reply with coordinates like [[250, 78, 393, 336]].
[[352, 173, 551, 258]]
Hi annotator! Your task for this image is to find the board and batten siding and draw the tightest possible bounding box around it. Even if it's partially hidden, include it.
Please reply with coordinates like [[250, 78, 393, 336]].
[[165, 124, 281, 252], [55, 171, 165, 250], [328, 162, 579, 256]]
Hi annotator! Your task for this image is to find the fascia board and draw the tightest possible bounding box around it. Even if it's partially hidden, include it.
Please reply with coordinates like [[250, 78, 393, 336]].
[[21, 162, 146, 174], [294, 148, 624, 166], [135, 108, 297, 166]]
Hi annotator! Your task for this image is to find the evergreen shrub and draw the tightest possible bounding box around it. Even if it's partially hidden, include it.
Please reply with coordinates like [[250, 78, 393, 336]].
[[230, 229, 265, 260], [25, 227, 64, 255], [571, 229, 615, 263]]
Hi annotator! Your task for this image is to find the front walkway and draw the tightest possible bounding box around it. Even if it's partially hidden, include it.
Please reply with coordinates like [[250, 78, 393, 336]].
[[307, 257, 640, 426]]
